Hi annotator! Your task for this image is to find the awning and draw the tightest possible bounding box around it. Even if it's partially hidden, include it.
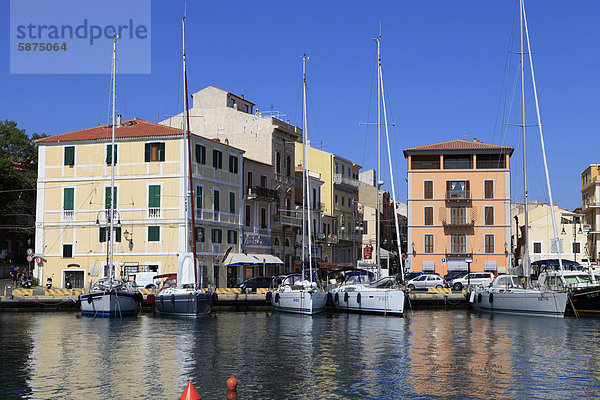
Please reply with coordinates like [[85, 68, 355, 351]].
[[223, 253, 255, 266], [247, 254, 284, 266]]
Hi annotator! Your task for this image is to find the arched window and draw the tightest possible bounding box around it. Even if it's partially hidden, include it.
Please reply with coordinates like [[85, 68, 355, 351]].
[[276, 152, 281, 174], [285, 238, 290, 247], [286, 156, 291, 176], [274, 237, 280, 246]]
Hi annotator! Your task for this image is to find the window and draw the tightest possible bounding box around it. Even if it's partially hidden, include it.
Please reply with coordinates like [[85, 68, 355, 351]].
[[274, 237, 280, 246], [450, 207, 467, 225], [444, 155, 471, 169], [484, 206, 494, 225], [286, 156, 291, 176], [148, 226, 160, 242], [285, 238, 290, 247], [229, 155, 239, 173], [450, 234, 466, 253], [276, 152, 281, 174], [144, 142, 165, 162], [195, 144, 206, 164], [244, 104, 249, 113], [247, 171, 253, 188], [213, 149, 222, 169], [424, 207, 433, 225], [335, 194, 338, 205], [335, 163, 339, 174], [362, 220, 368, 235], [62, 244, 73, 258], [261, 208, 267, 228], [196, 186, 203, 210], [533, 242, 542, 254], [211, 229, 222, 243], [229, 192, 236, 214], [342, 165, 345, 176], [227, 230, 237, 244], [195, 227, 205, 242], [213, 190, 220, 212], [100, 227, 122, 243], [106, 144, 117, 165], [63, 188, 74, 211], [424, 181, 433, 199], [148, 185, 161, 207], [446, 180, 470, 199], [484, 180, 494, 199], [245, 205, 251, 226], [484, 234, 494, 253], [411, 155, 440, 170], [342, 197, 345, 206], [64, 146, 75, 166], [476, 154, 505, 169], [424, 234, 434, 253], [260, 175, 267, 188], [573, 242, 581, 254], [105, 187, 117, 209]]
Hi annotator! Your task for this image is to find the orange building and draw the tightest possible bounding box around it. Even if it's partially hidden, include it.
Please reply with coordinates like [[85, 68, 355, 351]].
[[403, 139, 513, 276]]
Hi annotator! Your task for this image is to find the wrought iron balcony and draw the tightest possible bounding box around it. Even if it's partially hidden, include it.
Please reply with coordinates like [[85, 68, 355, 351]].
[[274, 213, 301, 228], [445, 190, 471, 202], [333, 174, 359, 189], [247, 185, 278, 202], [442, 218, 475, 228]]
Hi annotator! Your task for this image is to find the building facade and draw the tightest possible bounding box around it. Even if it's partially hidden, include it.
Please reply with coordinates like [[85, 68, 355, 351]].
[[34, 118, 243, 288], [404, 139, 513, 276], [582, 165, 600, 262]]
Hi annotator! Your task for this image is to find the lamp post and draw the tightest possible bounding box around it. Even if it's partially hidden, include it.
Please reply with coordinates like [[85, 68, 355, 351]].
[[465, 257, 473, 290]]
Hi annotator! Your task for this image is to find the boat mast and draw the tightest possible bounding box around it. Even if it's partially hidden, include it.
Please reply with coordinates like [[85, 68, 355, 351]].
[[109, 35, 118, 285], [301, 54, 312, 281], [519, 0, 531, 285], [521, 0, 564, 273], [373, 36, 382, 279], [183, 17, 199, 287]]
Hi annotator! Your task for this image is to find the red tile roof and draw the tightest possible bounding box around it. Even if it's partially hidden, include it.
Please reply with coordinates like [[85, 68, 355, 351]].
[[403, 139, 513, 156]]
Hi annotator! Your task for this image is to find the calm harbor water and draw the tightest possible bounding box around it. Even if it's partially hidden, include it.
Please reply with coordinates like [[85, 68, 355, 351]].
[[1, 310, 600, 399]]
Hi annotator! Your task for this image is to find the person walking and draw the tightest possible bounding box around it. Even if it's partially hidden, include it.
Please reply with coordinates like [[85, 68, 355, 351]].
[[9, 261, 16, 287]]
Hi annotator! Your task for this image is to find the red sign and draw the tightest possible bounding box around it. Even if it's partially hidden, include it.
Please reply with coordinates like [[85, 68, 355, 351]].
[[27, 248, 33, 255], [364, 246, 373, 260], [35, 257, 42, 264], [27, 255, 33, 262]]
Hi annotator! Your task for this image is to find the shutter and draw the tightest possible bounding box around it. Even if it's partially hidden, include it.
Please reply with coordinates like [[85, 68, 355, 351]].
[[149, 185, 160, 207], [466, 180, 470, 197], [106, 145, 112, 164], [159, 142, 165, 161], [148, 226, 160, 241], [229, 192, 235, 214], [64, 188, 74, 210], [115, 227, 121, 242], [195, 144, 201, 163], [213, 150, 218, 168], [99, 227, 106, 243], [106, 187, 117, 209], [201, 146, 205, 164], [64, 147, 74, 166], [196, 186, 202, 209], [145, 143, 151, 162], [214, 191, 220, 212]]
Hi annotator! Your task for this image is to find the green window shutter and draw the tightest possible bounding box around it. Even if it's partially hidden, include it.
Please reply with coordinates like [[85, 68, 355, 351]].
[[214, 190, 220, 212], [115, 227, 121, 242], [196, 186, 202, 209], [64, 146, 74, 166], [145, 143, 151, 162], [63, 188, 74, 211], [99, 227, 106, 243], [229, 192, 235, 214], [105, 187, 117, 209], [149, 185, 161, 207], [159, 142, 165, 161], [106, 144, 117, 165], [148, 226, 160, 242]]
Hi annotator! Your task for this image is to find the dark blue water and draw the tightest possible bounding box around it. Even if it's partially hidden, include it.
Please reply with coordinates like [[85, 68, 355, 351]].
[[1, 310, 600, 399]]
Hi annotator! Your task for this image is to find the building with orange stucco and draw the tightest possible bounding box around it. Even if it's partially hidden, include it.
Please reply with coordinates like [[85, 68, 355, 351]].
[[403, 139, 513, 276]]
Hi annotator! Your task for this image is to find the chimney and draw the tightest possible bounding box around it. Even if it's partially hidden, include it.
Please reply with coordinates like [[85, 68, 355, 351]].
[[241, 93, 244, 99], [116, 114, 122, 127]]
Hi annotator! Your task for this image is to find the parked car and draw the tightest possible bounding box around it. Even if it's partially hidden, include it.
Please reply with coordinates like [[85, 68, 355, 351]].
[[449, 272, 494, 290], [236, 276, 273, 293], [404, 271, 424, 281], [406, 274, 446, 291], [443, 271, 467, 282]]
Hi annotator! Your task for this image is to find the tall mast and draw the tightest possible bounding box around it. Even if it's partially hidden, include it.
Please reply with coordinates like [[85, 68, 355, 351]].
[[301, 54, 309, 281], [109, 35, 118, 284], [183, 17, 199, 286], [519, 0, 531, 284], [373, 36, 382, 279]]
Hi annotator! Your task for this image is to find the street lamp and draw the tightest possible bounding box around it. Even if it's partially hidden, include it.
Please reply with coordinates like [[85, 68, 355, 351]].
[[465, 257, 473, 290]]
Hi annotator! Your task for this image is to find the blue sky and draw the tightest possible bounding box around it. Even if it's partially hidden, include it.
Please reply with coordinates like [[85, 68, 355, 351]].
[[2, 0, 598, 211]]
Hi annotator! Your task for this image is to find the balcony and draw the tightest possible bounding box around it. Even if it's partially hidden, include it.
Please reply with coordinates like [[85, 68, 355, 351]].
[[446, 251, 472, 258], [274, 173, 293, 186], [247, 185, 278, 202], [442, 218, 475, 229], [445, 190, 471, 202], [148, 208, 161, 218], [333, 174, 359, 190], [63, 210, 75, 221], [274, 214, 301, 228], [582, 200, 600, 211]]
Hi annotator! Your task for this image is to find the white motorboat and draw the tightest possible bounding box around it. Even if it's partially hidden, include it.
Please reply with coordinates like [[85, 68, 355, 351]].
[[330, 271, 405, 315], [272, 274, 327, 315]]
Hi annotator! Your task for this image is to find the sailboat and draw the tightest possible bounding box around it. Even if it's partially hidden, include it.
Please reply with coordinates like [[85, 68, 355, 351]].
[[271, 55, 327, 315], [80, 35, 140, 318], [154, 17, 212, 317], [330, 36, 406, 316], [470, 0, 567, 318]]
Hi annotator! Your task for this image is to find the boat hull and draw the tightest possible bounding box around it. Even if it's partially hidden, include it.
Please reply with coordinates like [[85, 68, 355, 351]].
[[569, 286, 600, 315], [333, 289, 405, 315], [470, 288, 567, 318], [272, 290, 327, 315], [154, 290, 211, 317], [80, 291, 138, 318]]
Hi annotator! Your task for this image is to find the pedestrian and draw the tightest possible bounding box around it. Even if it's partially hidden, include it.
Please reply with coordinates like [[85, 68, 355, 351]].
[[15, 267, 21, 288], [9, 268, 15, 287]]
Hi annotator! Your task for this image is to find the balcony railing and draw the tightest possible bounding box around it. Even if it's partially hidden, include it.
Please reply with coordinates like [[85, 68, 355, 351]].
[[274, 214, 301, 228], [442, 219, 475, 228], [274, 173, 293, 185], [446, 251, 472, 258], [445, 190, 471, 201], [148, 208, 161, 218], [333, 174, 359, 189], [583, 200, 600, 209], [247, 185, 278, 202], [63, 210, 75, 221]]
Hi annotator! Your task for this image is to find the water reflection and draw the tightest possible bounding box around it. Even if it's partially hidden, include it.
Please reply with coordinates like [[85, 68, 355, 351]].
[[2, 311, 600, 399]]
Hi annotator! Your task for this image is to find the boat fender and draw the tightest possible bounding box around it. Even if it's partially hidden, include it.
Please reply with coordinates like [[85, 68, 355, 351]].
[[170, 294, 175, 306], [266, 291, 273, 302], [213, 292, 219, 304], [344, 292, 349, 303], [87, 295, 93, 304], [334, 292, 339, 304], [489, 293, 493, 303], [146, 294, 155, 305], [477, 293, 482, 303], [275, 292, 280, 303], [357, 292, 361, 304]]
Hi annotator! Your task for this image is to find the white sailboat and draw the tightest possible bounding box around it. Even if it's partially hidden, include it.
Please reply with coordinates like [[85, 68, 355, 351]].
[[155, 17, 212, 317], [330, 36, 406, 316], [80, 35, 139, 317], [470, 0, 567, 318], [271, 55, 327, 315]]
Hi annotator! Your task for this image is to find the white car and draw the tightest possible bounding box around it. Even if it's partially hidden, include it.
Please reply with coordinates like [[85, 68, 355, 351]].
[[450, 272, 494, 290], [406, 274, 446, 291]]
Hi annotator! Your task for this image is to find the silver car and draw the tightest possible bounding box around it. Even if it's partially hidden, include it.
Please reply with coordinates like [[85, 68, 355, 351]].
[[406, 274, 446, 291]]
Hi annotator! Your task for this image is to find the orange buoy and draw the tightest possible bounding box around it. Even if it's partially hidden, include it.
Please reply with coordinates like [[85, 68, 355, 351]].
[[180, 381, 201, 400], [227, 376, 238, 391]]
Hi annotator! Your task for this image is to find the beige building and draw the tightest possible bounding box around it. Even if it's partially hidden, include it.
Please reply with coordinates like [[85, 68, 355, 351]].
[[34, 118, 243, 288], [404, 139, 513, 276], [582, 165, 600, 262], [294, 167, 324, 268], [161, 86, 301, 272]]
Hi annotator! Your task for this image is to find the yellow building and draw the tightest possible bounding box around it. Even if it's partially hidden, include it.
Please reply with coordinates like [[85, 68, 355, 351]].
[[404, 139, 513, 276], [581, 165, 600, 262], [34, 118, 243, 288], [295, 144, 361, 264]]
